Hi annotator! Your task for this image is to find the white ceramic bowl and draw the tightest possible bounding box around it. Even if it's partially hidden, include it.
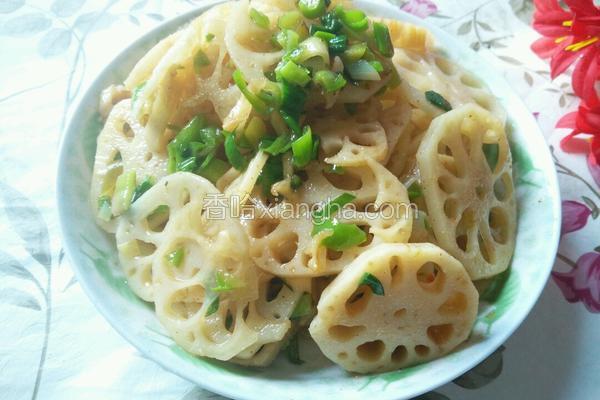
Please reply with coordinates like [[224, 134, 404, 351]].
[[57, 1, 561, 399]]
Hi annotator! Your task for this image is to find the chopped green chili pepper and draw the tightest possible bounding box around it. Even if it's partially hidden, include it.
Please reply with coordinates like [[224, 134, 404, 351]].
[[277, 60, 311, 87], [407, 181, 423, 202]]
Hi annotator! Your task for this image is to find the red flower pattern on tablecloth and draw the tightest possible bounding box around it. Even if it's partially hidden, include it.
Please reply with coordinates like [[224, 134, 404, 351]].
[[552, 251, 600, 313], [561, 200, 592, 235], [401, 0, 437, 19], [531, 0, 600, 185]]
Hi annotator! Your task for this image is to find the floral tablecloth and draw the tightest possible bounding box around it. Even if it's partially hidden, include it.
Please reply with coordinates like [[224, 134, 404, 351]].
[[0, 0, 598, 399]]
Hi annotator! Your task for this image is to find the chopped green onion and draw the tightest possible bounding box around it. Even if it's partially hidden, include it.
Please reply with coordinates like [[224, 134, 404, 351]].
[[278, 10, 303, 30], [275, 29, 300, 51], [373, 22, 394, 58], [339, 8, 369, 32], [285, 333, 304, 365], [132, 176, 154, 203], [346, 59, 381, 81], [112, 170, 136, 215], [407, 181, 423, 202], [292, 126, 314, 168], [244, 116, 267, 146], [343, 42, 367, 62], [224, 134, 247, 171], [206, 296, 219, 316], [313, 30, 335, 41], [258, 155, 284, 195], [320, 220, 367, 250], [97, 195, 112, 222], [177, 156, 197, 172], [324, 164, 345, 174], [280, 81, 307, 120], [166, 248, 184, 267], [131, 81, 146, 109], [233, 69, 271, 115], [320, 11, 342, 33], [277, 60, 311, 87], [369, 60, 384, 73], [193, 49, 210, 73], [290, 292, 312, 319], [290, 174, 303, 190], [314, 70, 347, 92], [205, 33, 215, 42], [328, 34, 347, 54], [279, 109, 302, 136], [298, 0, 327, 19], [358, 272, 385, 295], [250, 8, 269, 29], [212, 270, 243, 292], [260, 134, 294, 155], [196, 157, 229, 184], [425, 90, 452, 112], [482, 143, 499, 171], [258, 81, 282, 108], [313, 192, 356, 222], [290, 36, 330, 64], [312, 134, 320, 159], [249, 8, 269, 29]]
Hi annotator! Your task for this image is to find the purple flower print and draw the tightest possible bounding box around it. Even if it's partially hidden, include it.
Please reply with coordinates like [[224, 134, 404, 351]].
[[561, 200, 592, 235], [552, 252, 600, 313], [401, 0, 438, 19]]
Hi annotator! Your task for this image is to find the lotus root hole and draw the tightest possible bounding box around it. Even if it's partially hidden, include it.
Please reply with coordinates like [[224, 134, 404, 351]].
[[427, 324, 454, 345], [444, 198, 459, 219], [456, 234, 468, 252], [359, 226, 374, 247], [494, 173, 512, 201], [391, 345, 408, 363], [328, 325, 366, 342], [324, 170, 363, 191], [345, 285, 373, 316], [437, 176, 454, 194], [225, 309, 234, 332], [327, 248, 343, 260], [489, 207, 509, 244], [478, 232, 494, 263], [137, 240, 157, 257], [122, 122, 134, 139], [270, 233, 298, 263], [417, 262, 446, 293], [394, 308, 406, 318], [266, 277, 286, 302], [248, 217, 280, 238], [170, 285, 204, 319], [415, 345, 430, 357], [438, 291, 468, 315], [146, 206, 170, 232], [435, 57, 456, 75], [356, 340, 385, 362]]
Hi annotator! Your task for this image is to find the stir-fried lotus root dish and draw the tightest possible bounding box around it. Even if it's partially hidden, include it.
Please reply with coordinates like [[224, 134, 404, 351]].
[[91, 0, 516, 373]]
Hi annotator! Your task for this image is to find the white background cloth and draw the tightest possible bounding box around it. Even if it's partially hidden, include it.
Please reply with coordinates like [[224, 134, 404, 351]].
[[0, 1, 599, 399]]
